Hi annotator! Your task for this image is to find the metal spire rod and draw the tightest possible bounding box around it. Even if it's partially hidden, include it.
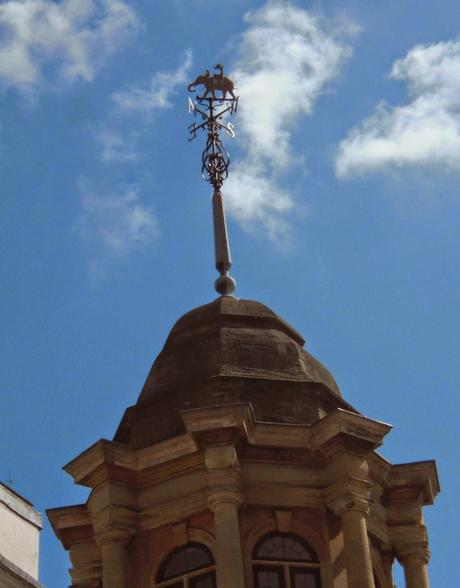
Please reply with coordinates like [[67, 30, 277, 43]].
[[188, 64, 238, 296]]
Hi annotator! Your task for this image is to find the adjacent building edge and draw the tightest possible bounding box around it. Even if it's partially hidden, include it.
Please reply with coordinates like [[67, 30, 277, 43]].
[[47, 404, 440, 588], [0, 482, 44, 588]]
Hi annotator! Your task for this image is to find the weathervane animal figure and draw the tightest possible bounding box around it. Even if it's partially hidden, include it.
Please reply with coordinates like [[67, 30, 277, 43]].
[[188, 63, 236, 99]]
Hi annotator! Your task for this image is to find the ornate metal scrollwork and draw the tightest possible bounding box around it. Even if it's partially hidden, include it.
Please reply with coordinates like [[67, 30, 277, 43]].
[[188, 64, 238, 190], [187, 64, 239, 296]]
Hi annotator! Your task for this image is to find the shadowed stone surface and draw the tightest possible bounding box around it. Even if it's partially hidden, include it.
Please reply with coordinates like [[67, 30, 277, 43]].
[[114, 297, 358, 448]]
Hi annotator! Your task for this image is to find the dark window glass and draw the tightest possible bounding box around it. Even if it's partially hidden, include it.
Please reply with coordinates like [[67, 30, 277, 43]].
[[254, 534, 317, 563], [290, 567, 321, 588], [158, 543, 214, 581], [190, 571, 217, 588], [254, 565, 284, 588]]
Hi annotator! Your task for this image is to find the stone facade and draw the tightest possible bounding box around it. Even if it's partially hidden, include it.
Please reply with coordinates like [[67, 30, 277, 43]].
[[48, 298, 439, 588], [0, 482, 43, 588]]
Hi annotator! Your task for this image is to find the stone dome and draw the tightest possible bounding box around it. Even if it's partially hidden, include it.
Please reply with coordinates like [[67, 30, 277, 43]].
[[114, 297, 357, 448]]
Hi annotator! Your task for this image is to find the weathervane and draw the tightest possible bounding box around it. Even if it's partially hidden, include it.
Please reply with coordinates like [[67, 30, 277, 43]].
[[188, 64, 238, 296]]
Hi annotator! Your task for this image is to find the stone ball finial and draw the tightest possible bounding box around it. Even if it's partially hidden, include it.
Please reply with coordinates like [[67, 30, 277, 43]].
[[215, 274, 236, 296]]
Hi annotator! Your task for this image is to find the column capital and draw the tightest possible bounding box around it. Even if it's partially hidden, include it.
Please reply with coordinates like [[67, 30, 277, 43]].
[[205, 445, 239, 470], [390, 524, 430, 565], [205, 444, 243, 511], [207, 488, 243, 512], [92, 505, 137, 547], [398, 550, 430, 567], [331, 495, 371, 517], [326, 477, 372, 517], [96, 525, 136, 547]]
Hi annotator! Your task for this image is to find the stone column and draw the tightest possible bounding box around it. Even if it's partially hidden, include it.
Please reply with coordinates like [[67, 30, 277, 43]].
[[89, 484, 137, 588], [98, 528, 133, 588], [380, 546, 395, 588], [328, 483, 375, 588], [392, 525, 431, 588], [401, 553, 429, 588], [395, 543, 430, 588], [384, 461, 438, 588], [206, 446, 246, 588], [208, 490, 245, 588], [339, 505, 375, 588], [68, 541, 102, 587]]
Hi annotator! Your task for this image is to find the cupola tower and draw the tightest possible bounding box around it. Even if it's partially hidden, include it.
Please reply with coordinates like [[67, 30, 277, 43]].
[[48, 66, 439, 588]]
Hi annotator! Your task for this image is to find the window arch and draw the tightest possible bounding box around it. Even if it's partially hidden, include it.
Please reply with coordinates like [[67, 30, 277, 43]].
[[156, 543, 216, 588], [253, 533, 321, 588]]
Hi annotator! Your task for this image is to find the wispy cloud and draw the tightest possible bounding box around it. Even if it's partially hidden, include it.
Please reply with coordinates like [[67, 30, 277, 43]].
[[111, 49, 192, 118], [336, 40, 460, 178], [76, 182, 159, 276], [225, 0, 357, 238], [224, 164, 293, 241], [0, 0, 139, 90], [94, 50, 193, 162], [79, 52, 192, 273], [96, 129, 140, 162]]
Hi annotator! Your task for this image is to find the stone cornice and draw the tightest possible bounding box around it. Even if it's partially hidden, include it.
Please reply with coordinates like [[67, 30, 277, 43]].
[[64, 439, 136, 486], [61, 406, 392, 493], [384, 460, 440, 506], [368, 451, 392, 487], [52, 404, 440, 556], [64, 434, 198, 488], [183, 404, 391, 455], [46, 504, 94, 550], [312, 410, 392, 451], [181, 404, 253, 431]]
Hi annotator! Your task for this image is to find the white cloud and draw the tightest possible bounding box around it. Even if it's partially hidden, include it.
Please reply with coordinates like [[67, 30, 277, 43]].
[[112, 49, 192, 118], [76, 183, 159, 275], [94, 51, 192, 163], [336, 40, 460, 178], [78, 54, 193, 273], [224, 1, 357, 238], [224, 163, 292, 241], [0, 0, 139, 90], [96, 129, 140, 162]]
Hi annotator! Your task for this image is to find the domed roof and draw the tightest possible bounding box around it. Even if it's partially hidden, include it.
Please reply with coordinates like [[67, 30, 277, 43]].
[[114, 297, 357, 448]]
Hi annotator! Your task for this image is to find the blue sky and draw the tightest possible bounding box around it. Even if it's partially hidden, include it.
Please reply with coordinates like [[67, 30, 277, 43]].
[[1, 0, 459, 586]]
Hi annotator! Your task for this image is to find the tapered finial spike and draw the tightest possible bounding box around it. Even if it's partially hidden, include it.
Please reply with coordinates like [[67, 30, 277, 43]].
[[188, 64, 238, 296]]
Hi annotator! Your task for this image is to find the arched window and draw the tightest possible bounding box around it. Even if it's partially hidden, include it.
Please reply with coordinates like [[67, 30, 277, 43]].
[[253, 533, 321, 588], [156, 543, 216, 587]]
